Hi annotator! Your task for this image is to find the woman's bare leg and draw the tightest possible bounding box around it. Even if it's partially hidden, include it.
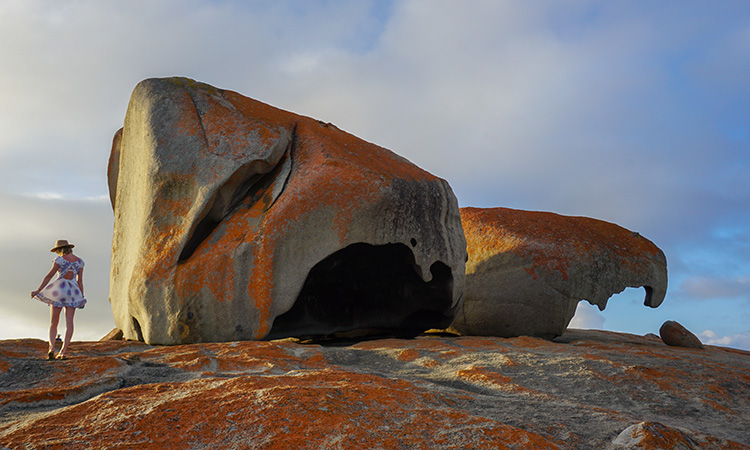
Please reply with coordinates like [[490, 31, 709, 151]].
[[58, 307, 76, 357], [48, 306, 62, 354]]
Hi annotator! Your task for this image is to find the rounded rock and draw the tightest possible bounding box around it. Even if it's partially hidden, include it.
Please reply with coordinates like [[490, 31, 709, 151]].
[[659, 320, 704, 349]]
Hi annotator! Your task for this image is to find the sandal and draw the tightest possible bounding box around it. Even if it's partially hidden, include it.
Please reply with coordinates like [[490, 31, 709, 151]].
[[47, 351, 55, 360], [55, 353, 67, 360]]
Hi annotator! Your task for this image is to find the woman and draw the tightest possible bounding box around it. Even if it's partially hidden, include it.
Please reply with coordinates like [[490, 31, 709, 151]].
[[30, 239, 87, 360]]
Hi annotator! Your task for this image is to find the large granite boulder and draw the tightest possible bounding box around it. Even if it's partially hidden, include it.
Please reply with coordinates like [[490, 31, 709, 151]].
[[449, 207, 668, 339], [108, 77, 466, 345]]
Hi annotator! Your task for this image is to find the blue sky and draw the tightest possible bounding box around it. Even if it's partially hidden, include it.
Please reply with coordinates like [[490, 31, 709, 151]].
[[1, 0, 748, 349]]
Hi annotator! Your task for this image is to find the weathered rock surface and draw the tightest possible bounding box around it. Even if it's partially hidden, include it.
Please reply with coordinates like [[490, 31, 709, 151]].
[[108, 77, 466, 345], [660, 320, 705, 350], [1, 330, 747, 449], [450, 207, 668, 339], [610, 421, 744, 449]]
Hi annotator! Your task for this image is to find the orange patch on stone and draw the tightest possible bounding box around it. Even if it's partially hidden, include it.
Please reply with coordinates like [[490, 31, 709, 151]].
[[455, 336, 510, 350], [507, 336, 556, 349], [460, 207, 665, 281], [624, 365, 684, 394], [1, 367, 561, 450], [623, 422, 748, 450], [397, 348, 421, 362], [457, 365, 542, 396]]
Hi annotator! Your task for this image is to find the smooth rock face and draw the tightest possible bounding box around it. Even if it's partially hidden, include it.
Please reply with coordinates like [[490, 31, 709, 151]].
[[1, 331, 747, 449], [108, 77, 466, 345], [450, 207, 668, 339], [660, 320, 705, 349]]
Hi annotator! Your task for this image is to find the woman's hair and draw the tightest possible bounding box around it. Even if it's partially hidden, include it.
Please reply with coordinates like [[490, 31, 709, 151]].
[[55, 246, 73, 256]]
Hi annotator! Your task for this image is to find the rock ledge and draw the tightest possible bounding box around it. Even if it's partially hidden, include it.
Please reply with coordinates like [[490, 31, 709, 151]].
[[1, 330, 748, 449]]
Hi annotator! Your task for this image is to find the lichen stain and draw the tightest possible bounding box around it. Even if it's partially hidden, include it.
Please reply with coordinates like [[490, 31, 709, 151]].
[[457, 365, 546, 397], [460, 207, 665, 281], [134, 80, 450, 342]]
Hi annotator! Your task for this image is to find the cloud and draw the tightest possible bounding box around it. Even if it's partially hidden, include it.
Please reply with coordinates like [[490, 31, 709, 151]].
[[679, 276, 750, 302], [3, 1, 747, 234], [0, 0, 390, 197], [568, 301, 606, 330], [699, 330, 750, 351], [0, 312, 48, 341], [255, 1, 750, 250]]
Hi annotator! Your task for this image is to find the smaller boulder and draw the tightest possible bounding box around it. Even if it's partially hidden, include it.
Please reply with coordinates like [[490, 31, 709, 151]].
[[659, 320, 704, 349], [100, 328, 124, 341], [610, 421, 741, 449]]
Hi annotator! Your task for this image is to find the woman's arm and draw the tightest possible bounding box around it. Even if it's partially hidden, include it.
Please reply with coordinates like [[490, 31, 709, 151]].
[[77, 268, 84, 297], [31, 263, 59, 297]]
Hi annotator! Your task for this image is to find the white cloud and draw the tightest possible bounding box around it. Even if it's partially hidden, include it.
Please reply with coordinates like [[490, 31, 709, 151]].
[[679, 276, 750, 301], [256, 1, 750, 245], [0, 311, 48, 341], [568, 301, 606, 330], [699, 330, 750, 351], [22, 192, 110, 202]]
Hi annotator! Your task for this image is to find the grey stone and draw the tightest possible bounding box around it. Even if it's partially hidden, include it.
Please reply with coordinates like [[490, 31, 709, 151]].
[[660, 320, 704, 349]]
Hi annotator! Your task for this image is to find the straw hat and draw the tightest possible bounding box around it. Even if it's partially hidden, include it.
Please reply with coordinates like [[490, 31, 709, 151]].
[[50, 239, 75, 252]]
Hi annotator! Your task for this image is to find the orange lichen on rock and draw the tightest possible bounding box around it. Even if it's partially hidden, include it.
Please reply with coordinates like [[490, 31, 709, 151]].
[[1, 331, 748, 449], [108, 77, 466, 345], [0, 340, 145, 408], [397, 348, 421, 362], [457, 365, 543, 396], [611, 421, 748, 450], [450, 207, 668, 339], [506, 336, 560, 349], [454, 336, 512, 350], [1, 339, 562, 450], [460, 207, 665, 279]]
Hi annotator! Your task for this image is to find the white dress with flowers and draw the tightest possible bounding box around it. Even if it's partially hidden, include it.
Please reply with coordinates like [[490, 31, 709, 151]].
[[34, 256, 87, 308]]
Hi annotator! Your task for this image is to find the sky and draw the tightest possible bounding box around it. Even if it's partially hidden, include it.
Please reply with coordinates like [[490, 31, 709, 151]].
[[1, 0, 748, 349]]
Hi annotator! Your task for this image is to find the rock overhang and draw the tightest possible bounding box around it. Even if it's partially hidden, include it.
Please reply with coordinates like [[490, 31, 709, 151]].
[[450, 207, 668, 339], [108, 77, 467, 345]]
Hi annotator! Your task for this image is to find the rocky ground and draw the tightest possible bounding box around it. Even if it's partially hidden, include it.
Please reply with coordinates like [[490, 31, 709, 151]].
[[0, 329, 748, 449]]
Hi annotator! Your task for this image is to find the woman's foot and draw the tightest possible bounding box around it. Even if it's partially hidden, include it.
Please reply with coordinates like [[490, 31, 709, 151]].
[[55, 353, 67, 360], [47, 350, 55, 360]]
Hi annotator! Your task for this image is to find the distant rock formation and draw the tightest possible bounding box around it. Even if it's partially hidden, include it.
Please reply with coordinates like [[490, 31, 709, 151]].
[[1, 330, 747, 449], [108, 77, 466, 345], [449, 207, 668, 339], [660, 320, 704, 349]]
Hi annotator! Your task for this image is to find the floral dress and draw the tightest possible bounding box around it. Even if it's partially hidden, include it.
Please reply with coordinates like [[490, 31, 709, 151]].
[[34, 256, 87, 308]]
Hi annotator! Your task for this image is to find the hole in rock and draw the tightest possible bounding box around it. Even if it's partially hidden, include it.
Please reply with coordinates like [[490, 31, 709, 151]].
[[266, 243, 455, 340], [643, 286, 655, 307], [568, 286, 656, 333], [568, 301, 606, 330], [132, 317, 144, 342]]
